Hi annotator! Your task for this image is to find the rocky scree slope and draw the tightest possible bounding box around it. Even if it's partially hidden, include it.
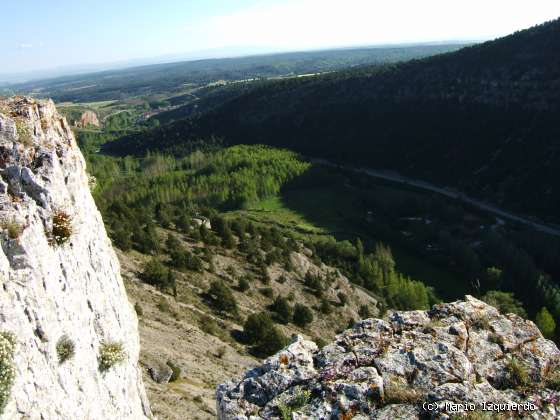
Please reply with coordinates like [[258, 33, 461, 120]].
[[217, 296, 560, 419], [0, 97, 151, 419]]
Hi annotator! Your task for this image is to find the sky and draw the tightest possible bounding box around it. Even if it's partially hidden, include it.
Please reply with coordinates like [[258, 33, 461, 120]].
[[2, 0, 559, 79]]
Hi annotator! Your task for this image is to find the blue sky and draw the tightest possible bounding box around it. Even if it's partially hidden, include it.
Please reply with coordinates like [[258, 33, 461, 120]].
[[2, 0, 560, 77]]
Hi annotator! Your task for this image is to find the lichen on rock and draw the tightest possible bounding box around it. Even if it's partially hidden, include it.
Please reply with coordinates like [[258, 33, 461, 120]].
[[217, 296, 560, 419]]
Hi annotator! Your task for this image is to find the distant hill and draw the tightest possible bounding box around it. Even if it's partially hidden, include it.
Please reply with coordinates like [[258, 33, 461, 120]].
[[5, 44, 466, 102], [106, 19, 560, 222]]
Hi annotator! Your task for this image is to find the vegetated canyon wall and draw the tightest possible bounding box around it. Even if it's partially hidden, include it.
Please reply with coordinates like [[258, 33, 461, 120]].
[[0, 97, 151, 419], [218, 296, 560, 419]]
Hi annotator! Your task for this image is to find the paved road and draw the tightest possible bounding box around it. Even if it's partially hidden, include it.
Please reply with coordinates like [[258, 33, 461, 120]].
[[312, 158, 560, 237]]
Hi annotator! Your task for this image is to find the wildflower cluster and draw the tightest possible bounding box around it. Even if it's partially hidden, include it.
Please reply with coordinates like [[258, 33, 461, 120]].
[[99, 341, 126, 372], [0, 332, 16, 414], [49, 211, 73, 246]]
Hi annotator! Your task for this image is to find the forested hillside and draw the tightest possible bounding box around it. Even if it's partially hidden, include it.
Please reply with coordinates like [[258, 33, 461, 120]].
[[106, 18, 560, 221]]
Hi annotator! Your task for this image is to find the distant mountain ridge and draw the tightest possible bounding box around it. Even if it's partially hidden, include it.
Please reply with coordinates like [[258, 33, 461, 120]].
[[106, 18, 560, 221], [3, 44, 466, 102]]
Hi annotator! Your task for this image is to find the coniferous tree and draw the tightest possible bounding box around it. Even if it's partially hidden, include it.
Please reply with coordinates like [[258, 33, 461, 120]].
[[536, 307, 556, 339], [293, 304, 313, 327]]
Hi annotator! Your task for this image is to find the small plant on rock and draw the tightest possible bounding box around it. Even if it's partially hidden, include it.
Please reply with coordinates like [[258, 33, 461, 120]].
[[99, 341, 126, 372], [15, 119, 33, 146], [383, 379, 422, 404], [278, 388, 311, 420], [2, 219, 23, 240], [56, 335, 75, 364], [504, 357, 530, 389], [0, 332, 16, 414], [49, 210, 73, 246]]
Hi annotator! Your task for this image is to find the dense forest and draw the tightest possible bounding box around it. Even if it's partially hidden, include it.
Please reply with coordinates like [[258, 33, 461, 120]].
[[105, 18, 560, 222]]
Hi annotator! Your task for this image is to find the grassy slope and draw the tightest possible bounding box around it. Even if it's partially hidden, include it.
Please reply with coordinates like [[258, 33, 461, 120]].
[[120, 224, 377, 419]]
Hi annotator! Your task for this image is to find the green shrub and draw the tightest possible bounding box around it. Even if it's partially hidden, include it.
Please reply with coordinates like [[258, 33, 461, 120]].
[[244, 312, 273, 344], [482, 291, 527, 318], [259, 287, 274, 298], [156, 299, 171, 313], [0, 332, 16, 414], [243, 312, 288, 357], [56, 335, 75, 364], [198, 315, 220, 337], [142, 260, 176, 293], [358, 304, 371, 319], [293, 304, 313, 327], [170, 248, 203, 272], [255, 327, 287, 357], [207, 281, 238, 315], [166, 360, 181, 382], [319, 299, 332, 315], [165, 234, 181, 250], [304, 272, 323, 296], [111, 227, 132, 250], [237, 278, 250, 292], [132, 224, 161, 254], [99, 341, 126, 372], [535, 307, 556, 339], [314, 337, 328, 349], [271, 296, 292, 324]]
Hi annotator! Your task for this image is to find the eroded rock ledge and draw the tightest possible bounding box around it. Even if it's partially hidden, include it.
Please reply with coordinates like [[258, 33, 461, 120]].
[[217, 296, 560, 419]]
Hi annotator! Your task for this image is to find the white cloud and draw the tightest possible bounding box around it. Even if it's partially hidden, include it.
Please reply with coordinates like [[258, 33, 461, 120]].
[[19, 43, 33, 49], [186, 0, 560, 50]]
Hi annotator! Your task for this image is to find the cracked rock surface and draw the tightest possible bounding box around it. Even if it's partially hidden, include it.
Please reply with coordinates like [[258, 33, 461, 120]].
[[0, 97, 152, 419], [217, 296, 560, 419]]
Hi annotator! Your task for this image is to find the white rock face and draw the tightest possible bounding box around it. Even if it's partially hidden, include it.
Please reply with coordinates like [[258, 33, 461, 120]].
[[0, 97, 152, 419]]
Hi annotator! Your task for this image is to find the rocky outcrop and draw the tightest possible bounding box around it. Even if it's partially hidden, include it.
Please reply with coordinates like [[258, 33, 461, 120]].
[[217, 296, 560, 419], [75, 110, 100, 128], [0, 97, 151, 419]]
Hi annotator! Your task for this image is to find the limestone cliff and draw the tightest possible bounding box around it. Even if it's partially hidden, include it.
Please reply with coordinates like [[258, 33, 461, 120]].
[[76, 110, 100, 129], [0, 97, 151, 419], [217, 296, 560, 419]]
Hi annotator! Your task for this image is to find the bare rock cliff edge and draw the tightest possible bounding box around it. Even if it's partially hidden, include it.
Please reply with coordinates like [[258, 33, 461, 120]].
[[0, 97, 151, 419], [217, 296, 560, 419]]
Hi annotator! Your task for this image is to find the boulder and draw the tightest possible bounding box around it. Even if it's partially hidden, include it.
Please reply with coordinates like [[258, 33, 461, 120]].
[[217, 296, 560, 419], [148, 362, 173, 384]]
